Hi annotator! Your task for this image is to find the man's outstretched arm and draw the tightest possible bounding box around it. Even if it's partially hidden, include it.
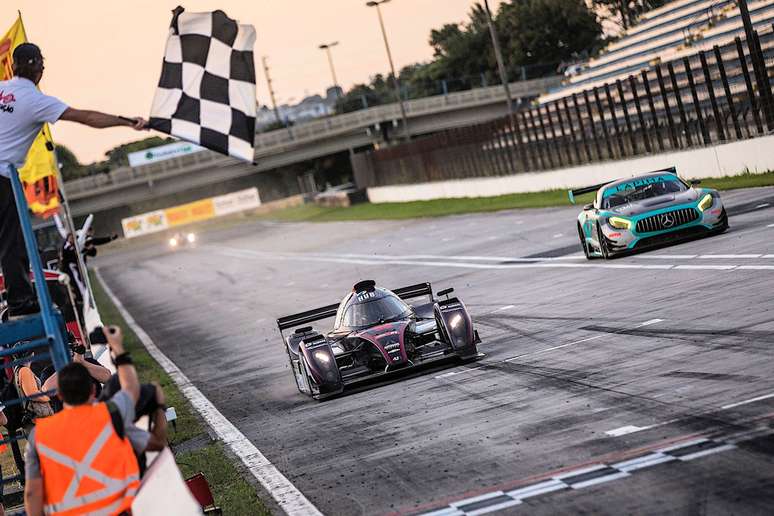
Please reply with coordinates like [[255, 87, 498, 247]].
[[60, 108, 146, 130]]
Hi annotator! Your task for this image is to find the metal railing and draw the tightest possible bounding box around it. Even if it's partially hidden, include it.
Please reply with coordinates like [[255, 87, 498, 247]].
[[63, 76, 560, 198], [360, 27, 774, 188]]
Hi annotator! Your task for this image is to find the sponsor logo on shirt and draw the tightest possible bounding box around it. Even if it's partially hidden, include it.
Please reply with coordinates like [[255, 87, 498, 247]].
[[0, 89, 15, 113]]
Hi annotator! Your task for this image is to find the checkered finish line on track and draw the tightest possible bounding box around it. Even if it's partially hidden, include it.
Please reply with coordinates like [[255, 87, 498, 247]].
[[149, 6, 257, 162], [417, 433, 765, 516]]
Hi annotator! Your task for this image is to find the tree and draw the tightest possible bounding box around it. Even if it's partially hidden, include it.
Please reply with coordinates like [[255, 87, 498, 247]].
[[593, 0, 668, 31], [498, 0, 603, 73], [55, 144, 85, 182]]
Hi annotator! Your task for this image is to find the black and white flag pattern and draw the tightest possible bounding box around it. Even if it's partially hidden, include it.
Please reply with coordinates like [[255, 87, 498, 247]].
[[150, 6, 256, 162]]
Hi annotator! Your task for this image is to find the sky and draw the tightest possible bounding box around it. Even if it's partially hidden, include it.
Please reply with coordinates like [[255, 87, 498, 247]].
[[1, 0, 507, 164]]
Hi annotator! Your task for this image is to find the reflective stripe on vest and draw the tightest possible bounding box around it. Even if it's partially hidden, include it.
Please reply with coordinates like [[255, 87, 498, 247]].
[[35, 403, 140, 515]]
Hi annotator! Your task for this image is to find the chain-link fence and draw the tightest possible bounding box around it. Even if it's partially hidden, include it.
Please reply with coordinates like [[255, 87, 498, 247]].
[[357, 27, 774, 188]]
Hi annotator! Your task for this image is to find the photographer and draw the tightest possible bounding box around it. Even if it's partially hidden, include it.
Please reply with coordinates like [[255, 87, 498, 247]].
[[24, 326, 141, 516], [40, 342, 111, 413]]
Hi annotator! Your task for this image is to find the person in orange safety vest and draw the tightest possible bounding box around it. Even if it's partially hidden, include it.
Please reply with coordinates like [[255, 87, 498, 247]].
[[23, 326, 141, 516]]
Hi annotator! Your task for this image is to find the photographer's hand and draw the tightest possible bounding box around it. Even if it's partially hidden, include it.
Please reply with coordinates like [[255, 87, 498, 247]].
[[106, 326, 124, 356]]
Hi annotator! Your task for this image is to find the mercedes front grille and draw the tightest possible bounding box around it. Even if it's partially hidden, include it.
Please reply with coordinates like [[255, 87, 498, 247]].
[[635, 208, 699, 233]]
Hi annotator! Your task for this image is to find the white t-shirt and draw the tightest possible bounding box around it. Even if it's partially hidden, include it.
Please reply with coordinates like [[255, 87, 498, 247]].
[[0, 76, 68, 178]]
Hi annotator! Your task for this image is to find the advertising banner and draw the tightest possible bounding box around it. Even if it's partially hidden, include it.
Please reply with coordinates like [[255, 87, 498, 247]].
[[213, 188, 261, 216], [121, 210, 168, 238], [121, 188, 261, 238], [165, 198, 215, 227], [127, 141, 204, 168]]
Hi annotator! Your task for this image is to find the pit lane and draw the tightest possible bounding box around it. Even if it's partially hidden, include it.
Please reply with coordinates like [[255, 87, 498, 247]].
[[96, 186, 774, 515]]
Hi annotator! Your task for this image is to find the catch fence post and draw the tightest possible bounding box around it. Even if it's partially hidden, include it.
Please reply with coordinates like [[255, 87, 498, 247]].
[[700, 51, 725, 142], [735, 37, 763, 135], [667, 62, 691, 147], [616, 79, 637, 155], [683, 56, 710, 144], [714, 45, 742, 140], [537, 105, 555, 168], [572, 93, 593, 162], [593, 87, 614, 159], [641, 70, 665, 151], [604, 83, 626, 157], [629, 75, 652, 153], [562, 97, 583, 164], [583, 90, 603, 160]]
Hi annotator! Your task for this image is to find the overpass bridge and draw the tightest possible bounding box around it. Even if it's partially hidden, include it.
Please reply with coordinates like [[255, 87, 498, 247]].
[[65, 76, 561, 216]]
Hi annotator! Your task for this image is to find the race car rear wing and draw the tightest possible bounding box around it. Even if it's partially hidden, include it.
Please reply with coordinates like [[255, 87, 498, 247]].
[[393, 282, 433, 301], [276, 282, 434, 334], [277, 302, 340, 333], [568, 182, 611, 204], [567, 166, 678, 204]]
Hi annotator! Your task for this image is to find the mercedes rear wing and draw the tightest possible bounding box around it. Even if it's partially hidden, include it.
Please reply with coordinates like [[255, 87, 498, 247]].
[[567, 166, 678, 204], [276, 282, 435, 334], [568, 182, 611, 204]]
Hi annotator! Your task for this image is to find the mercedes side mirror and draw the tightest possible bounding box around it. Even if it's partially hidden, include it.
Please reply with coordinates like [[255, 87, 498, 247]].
[[583, 203, 594, 210], [690, 179, 701, 186]]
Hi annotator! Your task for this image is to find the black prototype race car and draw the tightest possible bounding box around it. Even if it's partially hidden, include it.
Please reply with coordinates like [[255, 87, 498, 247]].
[[277, 280, 482, 399]]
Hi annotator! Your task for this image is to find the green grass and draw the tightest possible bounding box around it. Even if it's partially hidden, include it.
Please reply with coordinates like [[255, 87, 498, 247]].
[[257, 170, 774, 223], [89, 271, 270, 515]]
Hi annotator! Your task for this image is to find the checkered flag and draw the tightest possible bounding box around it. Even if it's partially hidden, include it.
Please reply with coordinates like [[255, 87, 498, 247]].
[[149, 6, 256, 162]]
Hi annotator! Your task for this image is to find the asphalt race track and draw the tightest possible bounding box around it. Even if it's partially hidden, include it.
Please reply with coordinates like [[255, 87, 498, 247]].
[[96, 186, 774, 515]]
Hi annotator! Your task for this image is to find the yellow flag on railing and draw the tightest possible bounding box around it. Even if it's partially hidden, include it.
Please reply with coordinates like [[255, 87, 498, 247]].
[[1, 15, 60, 218]]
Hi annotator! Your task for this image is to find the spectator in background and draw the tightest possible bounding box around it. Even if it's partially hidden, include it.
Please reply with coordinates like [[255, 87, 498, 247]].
[[24, 326, 140, 516]]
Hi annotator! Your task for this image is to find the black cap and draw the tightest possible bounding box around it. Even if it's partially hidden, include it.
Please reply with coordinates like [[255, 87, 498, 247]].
[[12, 42, 43, 66]]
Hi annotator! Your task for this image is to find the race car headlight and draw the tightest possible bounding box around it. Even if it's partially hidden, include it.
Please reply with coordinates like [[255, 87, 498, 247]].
[[313, 350, 331, 364], [186, 233, 196, 243], [169, 238, 178, 247], [698, 193, 713, 212], [608, 216, 631, 230]]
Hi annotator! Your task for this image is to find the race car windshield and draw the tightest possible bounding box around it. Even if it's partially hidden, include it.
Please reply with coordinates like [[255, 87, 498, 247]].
[[603, 179, 686, 209], [341, 295, 411, 328]]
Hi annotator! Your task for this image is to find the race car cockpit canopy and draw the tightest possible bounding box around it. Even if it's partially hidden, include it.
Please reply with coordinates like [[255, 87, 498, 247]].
[[333, 281, 412, 330]]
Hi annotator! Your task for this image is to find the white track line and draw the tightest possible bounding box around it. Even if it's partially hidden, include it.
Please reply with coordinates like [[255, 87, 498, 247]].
[[721, 392, 774, 410], [606, 392, 774, 437], [215, 247, 774, 273], [94, 268, 322, 516]]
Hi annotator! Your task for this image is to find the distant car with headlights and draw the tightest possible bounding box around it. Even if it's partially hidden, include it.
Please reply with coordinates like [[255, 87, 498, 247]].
[[277, 280, 482, 400], [570, 167, 728, 259], [168, 231, 196, 249]]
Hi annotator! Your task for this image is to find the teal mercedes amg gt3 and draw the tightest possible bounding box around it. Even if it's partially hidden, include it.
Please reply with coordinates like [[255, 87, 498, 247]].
[[570, 167, 728, 259]]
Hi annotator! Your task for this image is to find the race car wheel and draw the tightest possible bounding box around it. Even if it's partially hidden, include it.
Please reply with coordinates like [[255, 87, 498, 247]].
[[577, 223, 593, 260], [716, 208, 729, 233], [597, 226, 611, 259]]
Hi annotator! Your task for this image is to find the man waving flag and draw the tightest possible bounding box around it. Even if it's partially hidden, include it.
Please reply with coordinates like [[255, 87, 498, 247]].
[[0, 15, 60, 217], [149, 6, 257, 163]]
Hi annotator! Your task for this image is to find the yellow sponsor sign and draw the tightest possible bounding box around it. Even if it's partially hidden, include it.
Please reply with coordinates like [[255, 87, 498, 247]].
[[164, 198, 215, 227]]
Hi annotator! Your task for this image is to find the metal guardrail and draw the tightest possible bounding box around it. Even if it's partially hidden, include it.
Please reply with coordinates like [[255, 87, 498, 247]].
[[63, 76, 561, 198]]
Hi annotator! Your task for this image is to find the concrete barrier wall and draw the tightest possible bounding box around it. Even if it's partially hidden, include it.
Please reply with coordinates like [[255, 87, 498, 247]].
[[367, 135, 774, 203]]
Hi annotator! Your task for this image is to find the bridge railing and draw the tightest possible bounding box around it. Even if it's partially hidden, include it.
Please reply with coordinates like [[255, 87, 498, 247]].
[[63, 76, 560, 198]]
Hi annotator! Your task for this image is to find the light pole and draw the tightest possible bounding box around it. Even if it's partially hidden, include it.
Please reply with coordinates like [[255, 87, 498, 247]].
[[366, 0, 410, 140], [318, 41, 341, 94], [483, 0, 513, 115]]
